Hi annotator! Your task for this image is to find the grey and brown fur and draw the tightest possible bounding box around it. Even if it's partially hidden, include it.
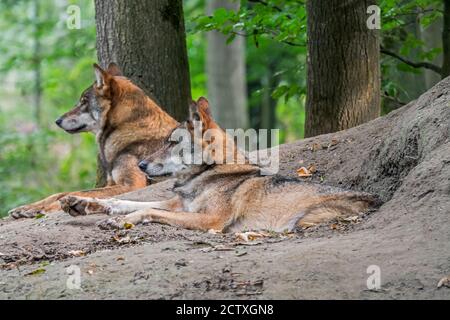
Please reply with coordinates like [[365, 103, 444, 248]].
[[60, 98, 381, 233], [9, 63, 178, 218]]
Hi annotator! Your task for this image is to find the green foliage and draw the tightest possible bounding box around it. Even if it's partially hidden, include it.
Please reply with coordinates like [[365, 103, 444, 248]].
[[193, 0, 444, 124], [380, 0, 443, 107], [0, 0, 97, 216], [193, 0, 306, 47], [191, 1, 307, 141]]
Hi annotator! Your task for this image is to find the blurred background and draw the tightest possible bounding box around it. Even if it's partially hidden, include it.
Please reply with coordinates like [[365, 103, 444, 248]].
[[0, 0, 443, 215]]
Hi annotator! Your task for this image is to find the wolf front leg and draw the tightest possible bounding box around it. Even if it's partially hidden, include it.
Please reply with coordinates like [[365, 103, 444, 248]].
[[60, 196, 182, 216], [99, 208, 226, 232], [10, 157, 148, 219], [8, 192, 68, 219], [9, 184, 145, 219]]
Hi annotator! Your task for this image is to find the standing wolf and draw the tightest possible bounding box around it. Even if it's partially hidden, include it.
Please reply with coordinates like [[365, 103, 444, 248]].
[[60, 98, 380, 233], [9, 63, 178, 218]]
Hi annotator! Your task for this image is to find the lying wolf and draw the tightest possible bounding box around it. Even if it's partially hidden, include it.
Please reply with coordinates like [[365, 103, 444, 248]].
[[60, 97, 380, 232], [9, 63, 178, 218]]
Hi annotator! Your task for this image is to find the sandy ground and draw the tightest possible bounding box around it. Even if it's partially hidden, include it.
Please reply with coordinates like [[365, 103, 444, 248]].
[[1, 79, 450, 300]]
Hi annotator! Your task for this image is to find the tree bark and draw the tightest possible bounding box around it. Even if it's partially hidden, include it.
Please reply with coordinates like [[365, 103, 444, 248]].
[[94, 0, 191, 186], [305, 0, 380, 137], [206, 0, 249, 129], [94, 0, 191, 119]]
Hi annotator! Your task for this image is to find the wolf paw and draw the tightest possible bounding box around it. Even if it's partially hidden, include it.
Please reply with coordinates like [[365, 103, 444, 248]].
[[97, 217, 128, 230], [60, 196, 111, 217], [9, 205, 43, 219]]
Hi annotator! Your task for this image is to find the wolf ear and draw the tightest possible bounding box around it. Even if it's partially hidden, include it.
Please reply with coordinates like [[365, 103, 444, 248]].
[[189, 97, 213, 129], [197, 97, 212, 118], [106, 62, 122, 77], [93, 63, 110, 88]]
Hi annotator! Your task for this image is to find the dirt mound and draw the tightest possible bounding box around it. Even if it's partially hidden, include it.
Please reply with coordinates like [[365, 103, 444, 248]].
[[1, 78, 449, 299]]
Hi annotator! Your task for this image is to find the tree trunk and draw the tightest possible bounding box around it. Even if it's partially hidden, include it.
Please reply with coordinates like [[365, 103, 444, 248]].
[[421, 16, 443, 88], [94, 0, 191, 187], [260, 63, 277, 146], [305, 0, 380, 137], [206, 0, 249, 129], [442, 0, 450, 77], [33, 0, 41, 127], [94, 0, 191, 119]]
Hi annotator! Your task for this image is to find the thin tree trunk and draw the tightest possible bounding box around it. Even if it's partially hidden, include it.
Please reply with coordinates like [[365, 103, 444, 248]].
[[94, 0, 191, 187], [33, 0, 41, 127], [206, 0, 248, 129], [442, 0, 450, 77], [421, 17, 443, 88], [261, 63, 277, 146], [305, 0, 380, 137]]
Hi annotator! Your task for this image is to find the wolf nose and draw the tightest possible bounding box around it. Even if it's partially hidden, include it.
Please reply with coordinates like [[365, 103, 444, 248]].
[[55, 118, 63, 127], [138, 160, 148, 171]]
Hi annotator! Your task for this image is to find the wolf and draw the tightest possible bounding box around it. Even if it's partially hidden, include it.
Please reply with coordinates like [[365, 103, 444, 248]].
[[9, 63, 178, 218], [59, 97, 381, 233]]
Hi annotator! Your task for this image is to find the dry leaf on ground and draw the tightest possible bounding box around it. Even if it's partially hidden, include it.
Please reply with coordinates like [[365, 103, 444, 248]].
[[307, 164, 317, 173], [437, 276, 450, 288], [310, 143, 321, 152], [113, 234, 131, 244], [328, 139, 339, 148], [67, 250, 86, 257], [235, 231, 268, 242], [297, 167, 312, 177]]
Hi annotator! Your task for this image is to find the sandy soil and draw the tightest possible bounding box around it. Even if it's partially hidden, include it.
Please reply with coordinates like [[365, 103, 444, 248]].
[[1, 79, 450, 300]]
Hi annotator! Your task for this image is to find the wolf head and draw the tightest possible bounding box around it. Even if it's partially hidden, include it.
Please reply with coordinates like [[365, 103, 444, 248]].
[[55, 62, 122, 134], [139, 97, 241, 177]]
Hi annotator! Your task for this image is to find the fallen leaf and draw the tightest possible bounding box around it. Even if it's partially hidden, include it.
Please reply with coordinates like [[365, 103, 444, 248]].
[[113, 234, 131, 244], [34, 213, 46, 219], [123, 222, 134, 230], [327, 139, 339, 148], [116, 256, 125, 261], [235, 231, 267, 242], [437, 276, 450, 288], [310, 143, 321, 152], [68, 250, 86, 257], [297, 167, 312, 177], [342, 215, 360, 223], [330, 223, 338, 230], [307, 164, 317, 173], [26, 268, 46, 276]]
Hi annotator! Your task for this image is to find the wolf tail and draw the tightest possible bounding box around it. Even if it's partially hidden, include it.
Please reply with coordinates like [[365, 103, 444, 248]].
[[296, 192, 382, 229]]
